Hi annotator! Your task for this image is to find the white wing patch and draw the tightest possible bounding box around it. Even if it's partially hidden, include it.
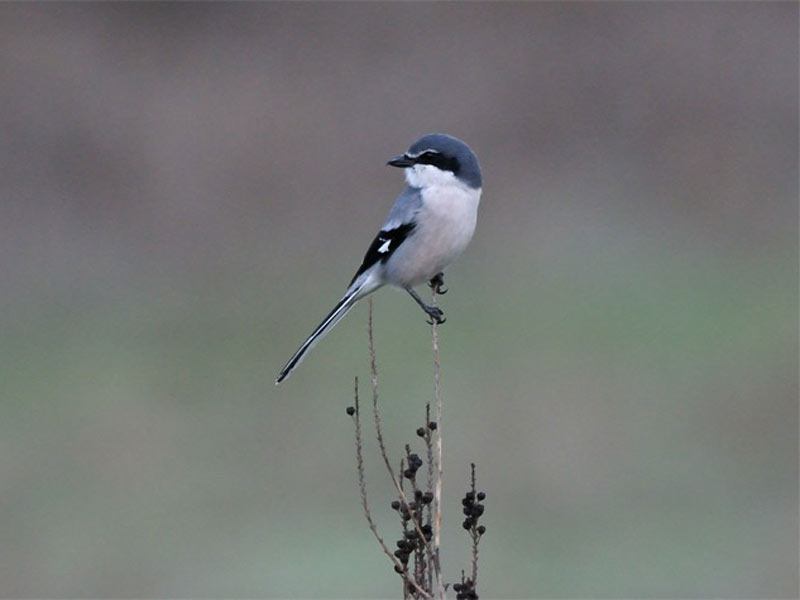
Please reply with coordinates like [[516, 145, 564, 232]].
[[377, 238, 391, 253]]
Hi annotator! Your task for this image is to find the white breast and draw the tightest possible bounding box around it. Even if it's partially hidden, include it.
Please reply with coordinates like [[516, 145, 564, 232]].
[[384, 181, 481, 288]]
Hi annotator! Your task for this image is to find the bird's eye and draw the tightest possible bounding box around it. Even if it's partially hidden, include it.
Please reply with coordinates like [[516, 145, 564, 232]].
[[412, 149, 458, 173], [415, 151, 440, 164]]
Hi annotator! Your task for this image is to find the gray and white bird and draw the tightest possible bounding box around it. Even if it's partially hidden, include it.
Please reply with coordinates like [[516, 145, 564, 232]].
[[276, 133, 482, 384]]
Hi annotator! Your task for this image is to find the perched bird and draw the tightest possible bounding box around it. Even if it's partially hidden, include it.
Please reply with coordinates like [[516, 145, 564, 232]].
[[276, 133, 482, 384]]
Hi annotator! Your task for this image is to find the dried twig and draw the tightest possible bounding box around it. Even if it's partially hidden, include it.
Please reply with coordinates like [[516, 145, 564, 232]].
[[430, 288, 445, 599], [368, 298, 430, 545], [367, 297, 436, 599], [470, 463, 479, 586], [348, 290, 486, 600], [350, 377, 432, 600], [423, 403, 435, 591], [455, 462, 486, 600]]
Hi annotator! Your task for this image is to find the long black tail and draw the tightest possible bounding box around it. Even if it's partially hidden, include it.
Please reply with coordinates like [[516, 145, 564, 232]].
[[275, 284, 365, 384]]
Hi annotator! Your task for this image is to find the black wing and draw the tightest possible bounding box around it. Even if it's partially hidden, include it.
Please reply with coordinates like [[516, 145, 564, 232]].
[[349, 222, 416, 285]]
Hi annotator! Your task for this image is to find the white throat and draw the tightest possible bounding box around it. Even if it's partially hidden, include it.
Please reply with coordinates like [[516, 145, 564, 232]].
[[405, 164, 468, 190]]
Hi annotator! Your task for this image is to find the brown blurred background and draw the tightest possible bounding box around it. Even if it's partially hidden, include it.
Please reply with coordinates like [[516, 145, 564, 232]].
[[0, 3, 796, 598]]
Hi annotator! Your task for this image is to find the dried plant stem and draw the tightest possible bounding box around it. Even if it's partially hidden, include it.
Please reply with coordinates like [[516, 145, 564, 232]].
[[352, 376, 432, 600], [368, 299, 431, 558], [423, 403, 435, 592], [352, 378, 395, 563], [470, 463, 479, 587], [430, 289, 445, 600]]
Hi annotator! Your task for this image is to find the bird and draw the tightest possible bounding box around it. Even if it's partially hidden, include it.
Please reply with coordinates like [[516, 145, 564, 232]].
[[276, 133, 482, 384]]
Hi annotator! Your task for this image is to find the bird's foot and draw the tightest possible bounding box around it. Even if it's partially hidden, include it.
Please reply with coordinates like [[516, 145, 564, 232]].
[[424, 305, 446, 325], [406, 286, 446, 325], [428, 273, 447, 295]]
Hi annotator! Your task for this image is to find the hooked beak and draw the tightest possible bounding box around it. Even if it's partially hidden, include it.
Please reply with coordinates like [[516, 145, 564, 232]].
[[387, 154, 415, 168]]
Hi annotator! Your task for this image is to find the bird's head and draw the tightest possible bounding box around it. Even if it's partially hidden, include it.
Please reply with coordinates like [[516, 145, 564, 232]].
[[387, 133, 482, 190]]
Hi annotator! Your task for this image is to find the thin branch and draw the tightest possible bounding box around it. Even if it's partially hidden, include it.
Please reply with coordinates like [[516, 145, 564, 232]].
[[430, 288, 445, 599], [351, 376, 432, 600], [470, 463, 479, 586], [352, 378, 399, 566], [398, 458, 411, 600], [368, 298, 430, 545], [424, 403, 435, 592]]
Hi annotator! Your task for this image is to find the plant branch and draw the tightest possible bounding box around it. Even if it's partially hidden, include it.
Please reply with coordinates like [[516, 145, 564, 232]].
[[368, 298, 434, 576], [470, 463, 479, 586], [351, 376, 432, 600], [423, 403, 435, 592], [430, 288, 445, 599]]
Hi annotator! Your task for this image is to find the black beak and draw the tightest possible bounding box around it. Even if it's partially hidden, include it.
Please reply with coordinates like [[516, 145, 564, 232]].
[[387, 154, 415, 168]]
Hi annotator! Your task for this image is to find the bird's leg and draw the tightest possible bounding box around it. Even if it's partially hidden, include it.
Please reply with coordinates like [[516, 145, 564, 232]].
[[406, 287, 446, 325], [428, 272, 447, 295]]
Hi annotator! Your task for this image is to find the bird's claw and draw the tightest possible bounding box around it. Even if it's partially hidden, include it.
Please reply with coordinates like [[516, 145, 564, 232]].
[[428, 273, 447, 295], [424, 306, 446, 325]]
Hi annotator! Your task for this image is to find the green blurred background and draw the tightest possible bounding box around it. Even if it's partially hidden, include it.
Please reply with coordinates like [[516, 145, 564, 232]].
[[0, 3, 796, 598]]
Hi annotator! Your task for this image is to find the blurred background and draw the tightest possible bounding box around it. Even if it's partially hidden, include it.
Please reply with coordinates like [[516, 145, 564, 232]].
[[0, 3, 796, 598]]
